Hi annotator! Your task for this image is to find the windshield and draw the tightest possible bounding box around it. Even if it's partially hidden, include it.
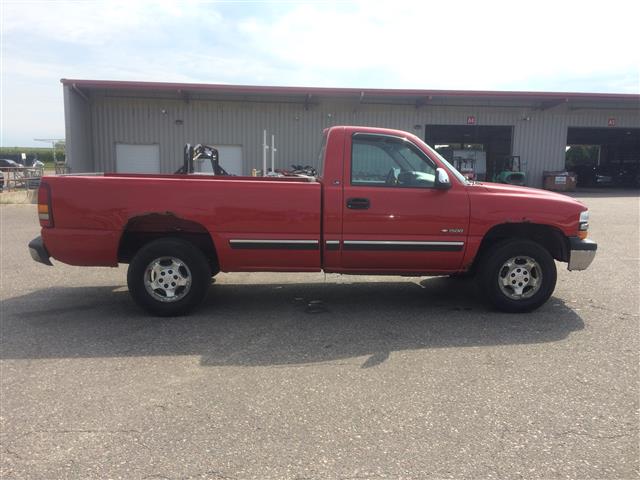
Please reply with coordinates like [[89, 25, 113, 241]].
[[415, 138, 470, 185]]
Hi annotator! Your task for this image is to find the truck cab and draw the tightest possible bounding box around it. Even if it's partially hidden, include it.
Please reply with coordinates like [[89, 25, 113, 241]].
[[320, 127, 470, 274]]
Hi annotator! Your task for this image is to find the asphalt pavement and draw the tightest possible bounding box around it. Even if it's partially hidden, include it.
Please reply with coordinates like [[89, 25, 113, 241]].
[[1, 191, 638, 479]]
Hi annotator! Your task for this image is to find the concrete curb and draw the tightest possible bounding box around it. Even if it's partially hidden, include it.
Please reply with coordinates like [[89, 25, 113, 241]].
[[0, 190, 37, 204]]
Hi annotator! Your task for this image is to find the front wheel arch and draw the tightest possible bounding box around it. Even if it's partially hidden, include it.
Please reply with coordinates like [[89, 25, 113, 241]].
[[473, 223, 569, 271]]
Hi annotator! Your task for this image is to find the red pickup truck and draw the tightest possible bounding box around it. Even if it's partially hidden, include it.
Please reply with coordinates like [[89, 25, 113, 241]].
[[29, 126, 597, 316]]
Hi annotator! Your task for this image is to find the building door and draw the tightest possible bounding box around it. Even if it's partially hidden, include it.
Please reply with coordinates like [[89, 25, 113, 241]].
[[196, 145, 243, 175], [115, 144, 160, 173], [566, 127, 640, 187]]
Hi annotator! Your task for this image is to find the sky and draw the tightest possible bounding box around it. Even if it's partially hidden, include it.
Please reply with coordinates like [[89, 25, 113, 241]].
[[1, 0, 639, 147]]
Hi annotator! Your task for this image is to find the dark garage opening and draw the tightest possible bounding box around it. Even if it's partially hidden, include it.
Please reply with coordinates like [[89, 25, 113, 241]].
[[566, 127, 640, 187], [424, 125, 513, 181]]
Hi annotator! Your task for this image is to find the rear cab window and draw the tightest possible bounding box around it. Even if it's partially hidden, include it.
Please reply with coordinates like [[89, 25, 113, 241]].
[[315, 131, 328, 179]]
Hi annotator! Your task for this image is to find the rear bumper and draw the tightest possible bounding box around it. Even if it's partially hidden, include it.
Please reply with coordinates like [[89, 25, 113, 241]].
[[568, 237, 597, 271], [28, 236, 53, 266]]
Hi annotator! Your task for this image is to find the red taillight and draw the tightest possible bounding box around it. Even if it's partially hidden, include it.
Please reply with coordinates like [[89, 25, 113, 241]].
[[37, 183, 53, 228]]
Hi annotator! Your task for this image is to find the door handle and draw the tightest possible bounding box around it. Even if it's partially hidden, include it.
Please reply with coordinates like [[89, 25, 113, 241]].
[[346, 197, 370, 209]]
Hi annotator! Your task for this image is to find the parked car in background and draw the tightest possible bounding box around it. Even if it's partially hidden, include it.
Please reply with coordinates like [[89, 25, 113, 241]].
[[573, 165, 613, 187], [0, 159, 25, 171], [575, 163, 640, 188], [0, 158, 42, 189]]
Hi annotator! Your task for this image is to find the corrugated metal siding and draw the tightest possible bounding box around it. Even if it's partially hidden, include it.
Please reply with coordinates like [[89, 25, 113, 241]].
[[80, 94, 640, 187], [64, 86, 93, 171]]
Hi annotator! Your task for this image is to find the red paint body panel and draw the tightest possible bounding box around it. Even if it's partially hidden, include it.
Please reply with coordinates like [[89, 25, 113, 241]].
[[320, 127, 346, 271], [338, 128, 469, 273], [42, 228, 120, 266], [38, 125, 588, 275], [43, 175, 321, 270], [460, 182, 585, 269]]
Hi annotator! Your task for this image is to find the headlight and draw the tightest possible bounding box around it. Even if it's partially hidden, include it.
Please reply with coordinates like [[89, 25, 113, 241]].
[[578, 210, 589, 238]]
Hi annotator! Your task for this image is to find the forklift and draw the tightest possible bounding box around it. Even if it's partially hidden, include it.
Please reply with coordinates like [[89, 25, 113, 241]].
[[493, 155, 526, 186], [174, 143, 230, 175]]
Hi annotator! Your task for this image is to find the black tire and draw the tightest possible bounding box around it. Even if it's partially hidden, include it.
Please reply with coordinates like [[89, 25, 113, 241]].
[[127, 237, 211, 316], [477, 239, 557, 313], [448, 271, 474, 279]]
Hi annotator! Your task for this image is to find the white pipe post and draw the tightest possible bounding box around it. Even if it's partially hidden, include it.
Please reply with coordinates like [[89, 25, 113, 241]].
[[262, 130, 268, 176], [271, 134, 276, 175]]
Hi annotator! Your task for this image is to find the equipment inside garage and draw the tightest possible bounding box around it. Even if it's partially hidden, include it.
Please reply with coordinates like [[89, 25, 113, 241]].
[[566, 127, 640, 187], [425, 125, 513, 182]]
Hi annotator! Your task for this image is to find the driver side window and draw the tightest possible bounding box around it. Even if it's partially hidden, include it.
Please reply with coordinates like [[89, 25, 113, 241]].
[[351, 134, 436, 188]]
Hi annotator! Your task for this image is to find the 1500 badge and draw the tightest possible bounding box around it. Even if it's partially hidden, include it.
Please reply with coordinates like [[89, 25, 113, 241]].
[[441, 228, 464, 233]]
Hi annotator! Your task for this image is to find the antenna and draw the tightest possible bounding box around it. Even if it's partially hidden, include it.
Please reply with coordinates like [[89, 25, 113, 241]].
[[34, 138, 65, 163]]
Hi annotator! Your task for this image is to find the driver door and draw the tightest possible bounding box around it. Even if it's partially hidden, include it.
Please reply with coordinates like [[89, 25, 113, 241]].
[[339, 132, 469, 273]]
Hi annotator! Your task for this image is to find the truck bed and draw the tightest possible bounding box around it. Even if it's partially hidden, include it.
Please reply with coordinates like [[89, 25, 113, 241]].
[[42, 174, 322, 271]]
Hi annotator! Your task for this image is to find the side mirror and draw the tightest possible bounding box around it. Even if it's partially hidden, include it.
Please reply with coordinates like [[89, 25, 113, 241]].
[[435, 168, 452, 189]]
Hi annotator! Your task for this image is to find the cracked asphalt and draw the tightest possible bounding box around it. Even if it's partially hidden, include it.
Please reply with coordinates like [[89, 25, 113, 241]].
[[1, 191, 638, 479]]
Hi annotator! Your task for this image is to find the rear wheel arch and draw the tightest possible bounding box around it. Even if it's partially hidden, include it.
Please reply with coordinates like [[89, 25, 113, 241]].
[[117, 213, 219, 275]]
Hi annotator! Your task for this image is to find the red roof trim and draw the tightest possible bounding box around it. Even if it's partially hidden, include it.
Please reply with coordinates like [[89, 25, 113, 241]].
[[61, 78, 640, 102]]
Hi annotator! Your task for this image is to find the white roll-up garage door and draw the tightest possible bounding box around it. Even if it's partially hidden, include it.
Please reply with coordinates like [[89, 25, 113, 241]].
[[115, 144, 160, 173]]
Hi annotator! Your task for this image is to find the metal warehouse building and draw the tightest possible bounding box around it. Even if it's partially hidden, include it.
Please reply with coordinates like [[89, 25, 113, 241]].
[[62, 79, 640, 187]]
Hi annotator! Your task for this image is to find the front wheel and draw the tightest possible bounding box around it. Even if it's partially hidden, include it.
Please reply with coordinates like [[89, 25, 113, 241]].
[[477, 239, 557, 313], [127, 238, 211, 316]]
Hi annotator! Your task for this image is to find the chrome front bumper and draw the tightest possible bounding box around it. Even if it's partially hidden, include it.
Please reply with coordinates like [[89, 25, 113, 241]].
[[568, 237, 597, 271]]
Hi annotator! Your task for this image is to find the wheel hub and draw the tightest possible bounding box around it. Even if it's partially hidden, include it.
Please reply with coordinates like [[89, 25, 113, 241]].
[[144, 256, 192, 303], [498, 256, 542, 300]]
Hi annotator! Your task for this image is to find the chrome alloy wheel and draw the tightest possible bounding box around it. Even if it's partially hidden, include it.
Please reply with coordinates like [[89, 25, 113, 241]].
[[144, 256, 192, 302], [498, 255, 542, 300]]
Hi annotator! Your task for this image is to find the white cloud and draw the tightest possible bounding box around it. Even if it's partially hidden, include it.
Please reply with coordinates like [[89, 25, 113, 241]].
[[237, 0, 640, 90], [2, 0, 211, 45]]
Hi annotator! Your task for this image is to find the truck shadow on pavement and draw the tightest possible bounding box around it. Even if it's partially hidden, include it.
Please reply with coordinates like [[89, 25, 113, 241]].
[[1, 277, 585, 368]]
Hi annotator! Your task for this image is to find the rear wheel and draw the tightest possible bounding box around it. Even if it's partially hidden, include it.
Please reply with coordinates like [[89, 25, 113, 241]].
[[478, 239, 557, 312], [127, 238, 211, 316]]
